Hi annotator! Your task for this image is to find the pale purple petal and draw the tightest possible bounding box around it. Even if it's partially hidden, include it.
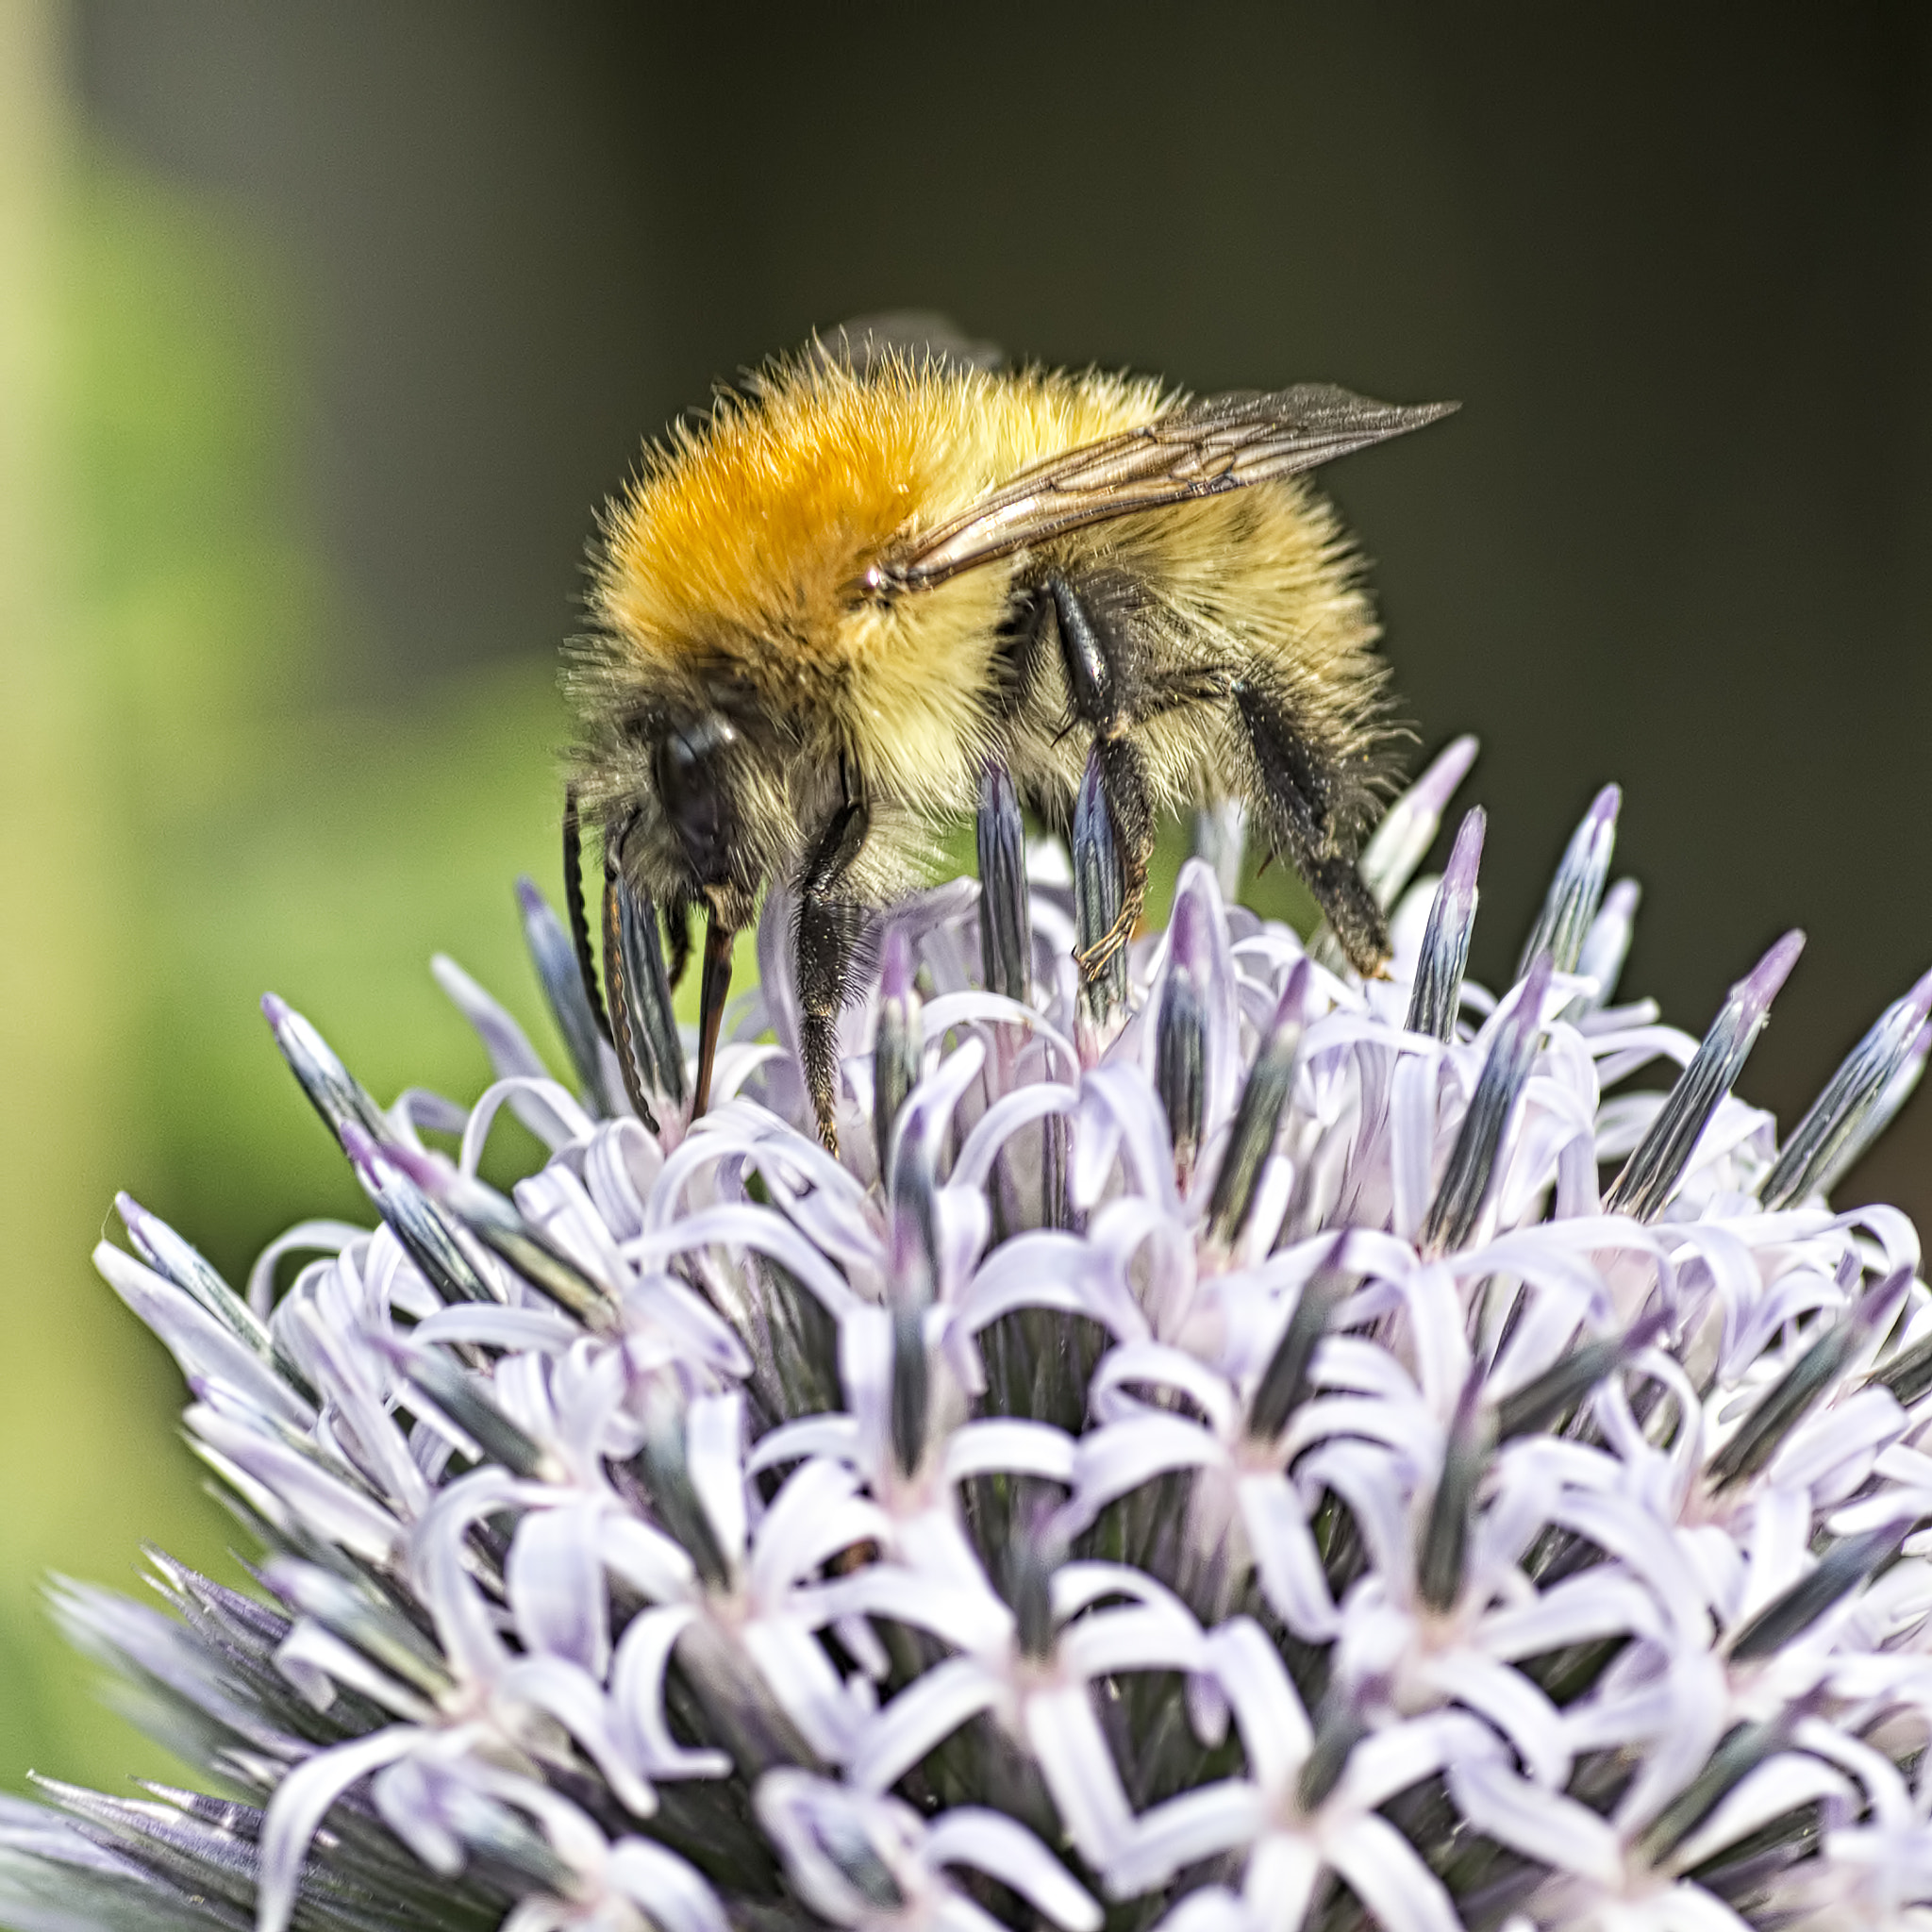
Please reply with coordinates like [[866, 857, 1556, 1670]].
[[599, 1513, 699, 1605], [1366, 736, 1480, 900], [923, 1809, 1102, 1930], [603, 1839, 731, 1932], [97, 1245, 313, 1430], [186, 1407, 405, 1565], [257, 1727, 421, 1932], [1091, 1341, 1240, 1435], [433, 954, 589, 1151], [740, 1614, 874, 1764], [243, 1220, 367, 1320], [847, 1657, 1001, 1793], [755, 1773, 918, 1926], [411, 1473, 520, 1681], [1236, 1474, 1341, 1642], [958, 1232, 1150, 1342], [369, 1757, 467, 1877], [1446, 1755, 1623, 1886], [949, 1084, 1081, 1194], [1151, 861, 1243, 1138], [1389, 1054, 1440, 1240], [1076, 1063, 1182, 1216], [1476, 1572, 1666, 1660], [413, 1305, 581, 1351], [275, 1619, 432, 1721], [686, 1391, 749, 1569], [497, 1654, 658, 1816], [748, 1413, 862, 1474], [922, 994, 1078, 1080], [1207, 1618, 1312, 1790], [748, 1458, 888, 1606], [605, 1839, 731, 1932], [624, 1207, 858, 1319], [1059, 1604, 1209, 1681], [1337, 1715, 1477, 1813], [1415, 1651, 1568, 1788], [1024, 1683, 1135, 1868], [609, 1607, 731, 1780], [458, 1074, 595, 1169], [1606, 1653, 1731, 1837], [1145, 1890, 1251, 1932], [1766, 1385, 1906, 1497], [1238, 1835, 1324, 1932], [943, 1419, 1077, 1487], [816, 1567, 1013, 1655], [1665, 1752, 1857, 1876], [1105, 1781, 1264, 1896], [1324, 1812, 1462, 1932], [508, 1505, 609, 1676], [1064, 1415, 1224, 1534]]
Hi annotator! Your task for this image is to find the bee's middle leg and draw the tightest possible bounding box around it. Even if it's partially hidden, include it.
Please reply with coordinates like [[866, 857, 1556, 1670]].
[[1042, 572, 1154, 977], [794, 790, 872, 1155]]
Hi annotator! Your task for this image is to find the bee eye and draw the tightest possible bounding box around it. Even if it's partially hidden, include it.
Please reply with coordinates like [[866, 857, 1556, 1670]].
[[654, 717, 740, 885]]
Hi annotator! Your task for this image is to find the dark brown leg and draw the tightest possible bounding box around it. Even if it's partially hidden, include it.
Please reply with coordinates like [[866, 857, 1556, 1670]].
[[1232, 679, 1389, 975], [691, 913, 737, 1120]]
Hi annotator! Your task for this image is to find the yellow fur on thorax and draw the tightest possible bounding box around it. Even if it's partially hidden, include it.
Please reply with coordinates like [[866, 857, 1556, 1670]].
[[592, 357, 1172, 808]]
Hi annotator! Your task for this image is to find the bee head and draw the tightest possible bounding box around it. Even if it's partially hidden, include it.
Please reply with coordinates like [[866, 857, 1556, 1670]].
[[582, 698, 792, 1124], [585, 695, 799, 944], [652, 713, 741, 893]]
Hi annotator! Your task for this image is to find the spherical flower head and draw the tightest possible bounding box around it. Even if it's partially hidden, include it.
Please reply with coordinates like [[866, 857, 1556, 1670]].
[[7, 739, 1932, 1932]]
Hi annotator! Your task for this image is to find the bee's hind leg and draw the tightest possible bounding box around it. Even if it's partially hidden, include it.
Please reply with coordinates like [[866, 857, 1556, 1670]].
[[1041, 572, 1156, 980], [794, 788, 873, 1156], [1230, 678, 1390, 976]]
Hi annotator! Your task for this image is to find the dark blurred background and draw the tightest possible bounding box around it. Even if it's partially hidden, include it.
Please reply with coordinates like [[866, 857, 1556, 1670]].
[[2, 0, 1926, 1789]]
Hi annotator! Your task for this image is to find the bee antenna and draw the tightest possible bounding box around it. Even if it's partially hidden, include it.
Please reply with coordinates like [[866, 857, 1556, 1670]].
[[562, 785, 612, 1047]]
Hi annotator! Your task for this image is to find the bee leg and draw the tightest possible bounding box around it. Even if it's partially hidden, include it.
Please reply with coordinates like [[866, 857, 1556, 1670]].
[[691, 910, 738, 1120], [1231, 679, 1390, 975], [794, 791, 873, 1156], [663, 891, 694, 989], [1043, 573, 1155, 979]]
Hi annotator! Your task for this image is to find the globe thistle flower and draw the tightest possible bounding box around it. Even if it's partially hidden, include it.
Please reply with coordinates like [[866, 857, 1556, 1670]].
[[7, 740, 1932, 1932]]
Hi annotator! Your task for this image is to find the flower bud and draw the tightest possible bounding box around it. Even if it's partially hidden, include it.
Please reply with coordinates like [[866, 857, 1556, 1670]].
[[1422, 953, 1552, 1255], [1760, 965, 1932, 1210], [1517, 784, 1619, 978], [517, 875, 610, 1113], [976, 758, 1031, 1003], [1405, 807, 1485, 1042], [1605, 930, 1804, 1221]]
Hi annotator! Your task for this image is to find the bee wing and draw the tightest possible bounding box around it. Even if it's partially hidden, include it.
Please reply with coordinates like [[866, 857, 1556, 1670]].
[[888, 384, 1456, 589]]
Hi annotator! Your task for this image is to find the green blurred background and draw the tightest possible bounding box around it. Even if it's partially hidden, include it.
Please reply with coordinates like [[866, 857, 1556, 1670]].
[[1, 0, 1928, 1798]]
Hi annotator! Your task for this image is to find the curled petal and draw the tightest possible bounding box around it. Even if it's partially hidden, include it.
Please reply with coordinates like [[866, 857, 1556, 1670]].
[[258, 1728, 423, 1932], [924, 1809, 1101, 1931]]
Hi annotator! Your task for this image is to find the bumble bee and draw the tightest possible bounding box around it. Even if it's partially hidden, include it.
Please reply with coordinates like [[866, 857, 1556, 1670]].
[[567, 318, 1453, 1151]]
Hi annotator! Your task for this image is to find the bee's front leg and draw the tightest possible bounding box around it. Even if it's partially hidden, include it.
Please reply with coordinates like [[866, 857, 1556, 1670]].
[[794, 788, 872, 1156]]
